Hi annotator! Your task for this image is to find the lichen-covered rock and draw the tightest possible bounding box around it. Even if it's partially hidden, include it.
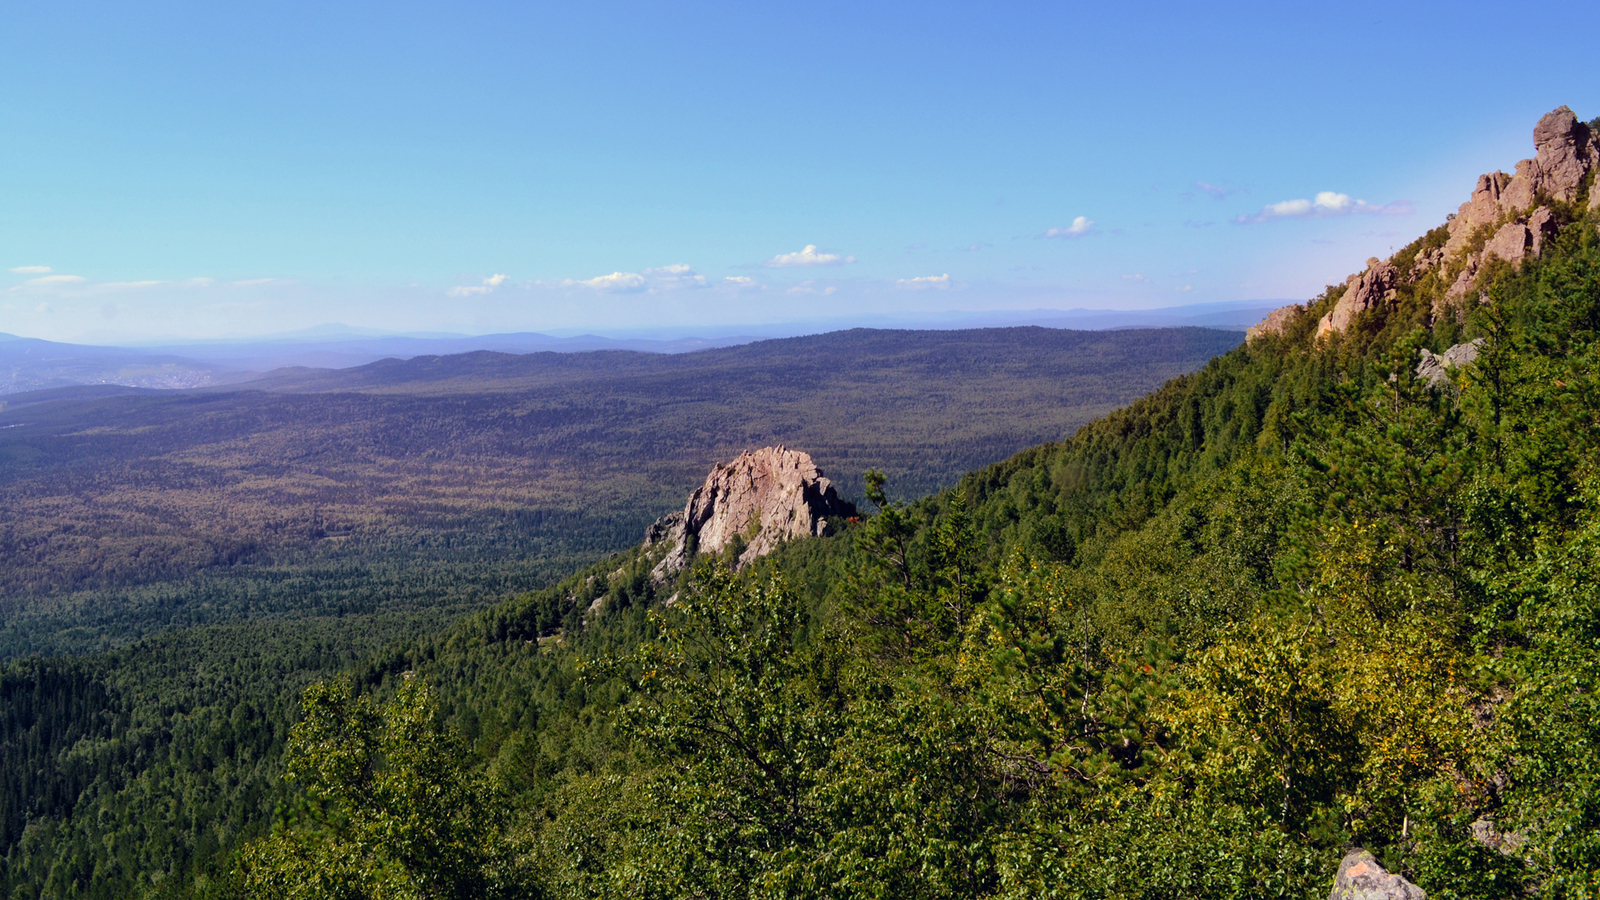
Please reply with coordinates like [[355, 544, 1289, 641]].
[[649, 446, 856, 581], [1317, 258, 1400, 339], [1246, 303, 1304, 342], [1328, 850, 1426, 900]]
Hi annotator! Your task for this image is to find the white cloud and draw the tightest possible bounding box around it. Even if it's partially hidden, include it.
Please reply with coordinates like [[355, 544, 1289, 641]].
[[1235, 192, 1412, 224], [576, 271, 647, 292], [25, 274, 87, 286], [9, 266, 51, 274], [544, 264, 708, 294], [1123, 274, 1148, 282], [764, 244, 855, 268], [1196, 181, 1238, 200], [1177, 284, 1194, 292], [447, 273, 510, 297], [787, 280, 838, 296], [722, 276, 762, 290], [640, 264, 707, 289], [1043, 216, 1095, 238], [897, 274, 950, 289], [228, 278, 296, 287]]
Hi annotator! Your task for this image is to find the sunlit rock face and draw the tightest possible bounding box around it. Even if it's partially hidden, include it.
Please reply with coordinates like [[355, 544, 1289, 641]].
[[647, 446, 856, 581]]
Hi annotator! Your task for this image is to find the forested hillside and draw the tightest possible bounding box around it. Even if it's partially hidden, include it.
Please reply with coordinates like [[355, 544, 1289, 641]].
[[218, 110, 1600, 899]]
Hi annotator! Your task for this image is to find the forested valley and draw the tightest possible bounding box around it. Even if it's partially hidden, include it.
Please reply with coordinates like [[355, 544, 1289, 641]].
[[0, 326, 1239, 897]]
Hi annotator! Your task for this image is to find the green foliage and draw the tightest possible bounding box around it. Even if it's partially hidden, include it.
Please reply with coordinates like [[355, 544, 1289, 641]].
[[236, 679, 534, 900]]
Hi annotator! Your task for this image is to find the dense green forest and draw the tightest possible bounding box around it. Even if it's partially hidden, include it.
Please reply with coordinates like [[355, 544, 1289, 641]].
[[221, 184, 1600, 897]]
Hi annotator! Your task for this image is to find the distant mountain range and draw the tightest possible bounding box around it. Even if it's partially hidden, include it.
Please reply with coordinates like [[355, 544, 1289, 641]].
[[0, 300, 1285, 396]]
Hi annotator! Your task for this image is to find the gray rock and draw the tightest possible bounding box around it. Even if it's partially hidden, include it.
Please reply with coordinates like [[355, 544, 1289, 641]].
[[1417, 338, 1483, 388], [1328, 850, 1426, 900], [643, 510, 685, 547], [650, 446, 856, 582]]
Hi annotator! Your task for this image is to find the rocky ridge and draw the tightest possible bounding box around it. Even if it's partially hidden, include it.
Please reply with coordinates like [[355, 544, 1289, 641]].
[[647, 446, 856, 581], [1250, 106, 1597, 343]]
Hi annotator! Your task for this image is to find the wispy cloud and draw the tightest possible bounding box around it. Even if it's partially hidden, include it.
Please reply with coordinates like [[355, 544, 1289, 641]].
[[1195, 181, 1239, 200], [447, 273, 509, 297], [1234, 191, 1412, 224], [1043, 216, 1095, 239], [546, 264, 710, 294], [8, 266, 52, 274], [764, 244, 855, 268], [896, 274, 950, 290], [1123, 274, 1148, 283], [722, 276, 761, 290], [787, 280, 838, 296], [961, 242, 992, 252], [1177, 284, 1194, 292]]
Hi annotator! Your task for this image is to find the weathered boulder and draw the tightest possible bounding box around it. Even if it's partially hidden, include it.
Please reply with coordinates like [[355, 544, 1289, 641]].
[[1328, 850, 1426, 900], [1484, 218, 1531, 266], [1416, 338, 1483, 388], [1246, 303, 1304, 342], [648, 446, 856, 581], [1317, 258, 1400, 339]]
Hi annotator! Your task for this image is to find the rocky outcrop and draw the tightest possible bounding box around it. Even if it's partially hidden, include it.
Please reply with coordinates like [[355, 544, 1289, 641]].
[[1328, 850, 1426, 900], [1246, 303, 1304, 342], [1416, 339, 1483, 388], [1312, 106, 1595, 334], [1445, 107, 1596, 260], [648, 446, 856, 581], [1317, 258, 1400, 340]]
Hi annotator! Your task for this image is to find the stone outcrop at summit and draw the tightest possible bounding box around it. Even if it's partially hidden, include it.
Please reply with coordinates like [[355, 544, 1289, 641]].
[[647, 446, 856, 581], [1296, 105, 1597, 340]]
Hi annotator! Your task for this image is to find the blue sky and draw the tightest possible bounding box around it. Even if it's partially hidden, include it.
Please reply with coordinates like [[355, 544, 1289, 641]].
[[4, 0, 1598, 342]]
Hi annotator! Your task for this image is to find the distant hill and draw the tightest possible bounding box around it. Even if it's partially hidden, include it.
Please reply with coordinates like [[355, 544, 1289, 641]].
[[0, 325, 1240, 659]]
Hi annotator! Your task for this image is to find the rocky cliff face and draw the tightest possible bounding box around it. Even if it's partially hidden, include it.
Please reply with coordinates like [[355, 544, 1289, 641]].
[[1252, 105, 1597, 341], [647, 446, 856, 581]]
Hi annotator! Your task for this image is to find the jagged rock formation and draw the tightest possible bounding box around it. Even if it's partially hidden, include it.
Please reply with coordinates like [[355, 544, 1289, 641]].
[[1280, 105, 1596, 341], [1328, 850, 1426, 900], [1245, 303, 1304, 342], [647, 446, 856, 581], [1416, 339, 1483, 389], [1317, 257, 1401, 340]]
